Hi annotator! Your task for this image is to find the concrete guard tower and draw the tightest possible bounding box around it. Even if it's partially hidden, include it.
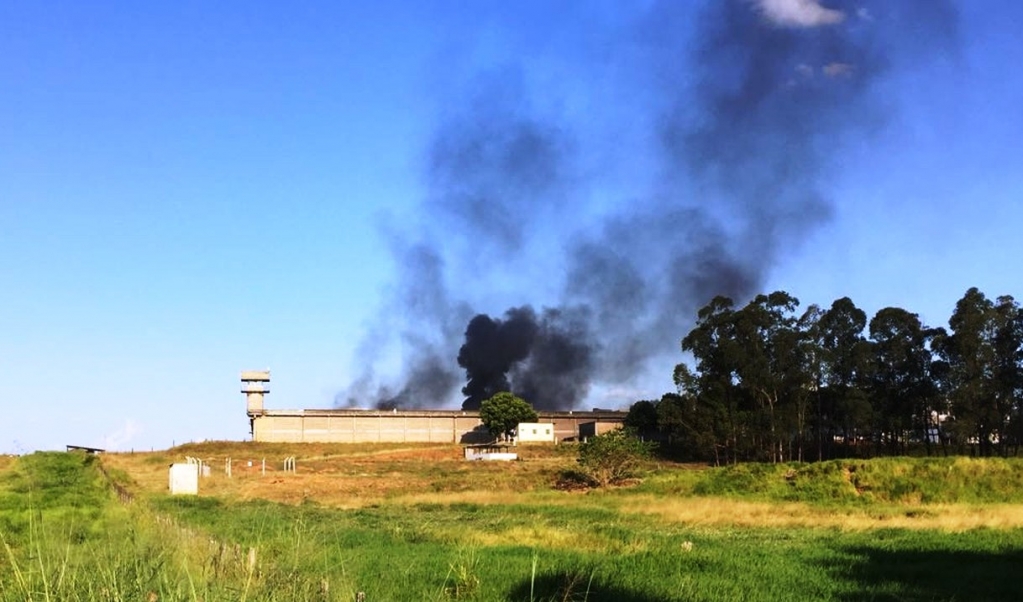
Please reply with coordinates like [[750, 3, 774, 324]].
[[242, 370, 270, 417]]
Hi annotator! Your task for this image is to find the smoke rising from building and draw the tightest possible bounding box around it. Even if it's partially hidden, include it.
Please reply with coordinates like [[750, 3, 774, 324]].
[[340, 0, 958, 411], [458, 306, 594, 410]]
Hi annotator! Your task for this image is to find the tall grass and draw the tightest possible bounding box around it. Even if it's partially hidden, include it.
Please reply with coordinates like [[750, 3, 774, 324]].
[[148, 489, 1023, 601], [0, 453, 353, 601], [159, 494, 1023, 601]]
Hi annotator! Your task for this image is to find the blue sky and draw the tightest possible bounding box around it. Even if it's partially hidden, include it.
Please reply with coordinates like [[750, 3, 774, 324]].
[[2, 1, 1021, 452]]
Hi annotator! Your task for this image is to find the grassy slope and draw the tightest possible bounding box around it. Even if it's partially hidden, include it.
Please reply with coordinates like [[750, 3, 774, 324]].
[[1, 452, 304, 601], [644, 456, 1023, 504], [4, 445, 1023, 601]]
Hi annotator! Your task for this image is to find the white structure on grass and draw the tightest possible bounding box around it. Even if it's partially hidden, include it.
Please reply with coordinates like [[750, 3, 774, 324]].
[[169, 463, 199, 495]]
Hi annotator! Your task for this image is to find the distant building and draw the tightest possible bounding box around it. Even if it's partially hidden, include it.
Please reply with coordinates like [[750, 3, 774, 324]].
[[579, 420, 624, 439], [242, 370, 626, 444], [516, 422, 555, 444]]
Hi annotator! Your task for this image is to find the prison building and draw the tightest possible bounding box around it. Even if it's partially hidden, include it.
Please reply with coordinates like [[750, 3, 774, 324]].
[[242, 371, 626, 443]]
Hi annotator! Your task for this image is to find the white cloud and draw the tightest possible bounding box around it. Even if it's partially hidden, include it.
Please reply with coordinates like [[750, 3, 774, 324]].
[[795, 63, 815, 78], [754, 0, 845, 28], [823, 62, 855, 77]]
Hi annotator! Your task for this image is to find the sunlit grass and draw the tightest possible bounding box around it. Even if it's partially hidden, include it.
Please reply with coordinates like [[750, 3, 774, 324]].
[[620, 495, 1023, 531], [5, 448, 1023, 600]]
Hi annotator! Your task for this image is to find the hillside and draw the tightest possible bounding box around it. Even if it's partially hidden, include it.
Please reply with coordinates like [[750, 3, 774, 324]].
[[100, 441, 1023, 531], [100, 441, 579, 506]]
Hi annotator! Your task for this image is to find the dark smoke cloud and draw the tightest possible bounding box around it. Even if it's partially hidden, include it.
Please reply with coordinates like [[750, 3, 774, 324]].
[[552, 0, 958, 386], [458, 305, 594, 410], [664, 0, 877, 256], [425, 68, 576, 260], [457, 308, 538, 409], [336, 241, 469, 409], [341, 0, 958, 411], [563, 208, 758, 382], [510, 306, 594, 411]]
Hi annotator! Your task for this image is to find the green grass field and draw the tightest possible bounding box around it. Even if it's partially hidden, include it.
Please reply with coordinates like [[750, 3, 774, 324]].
[[2, 446, 1023, 601]]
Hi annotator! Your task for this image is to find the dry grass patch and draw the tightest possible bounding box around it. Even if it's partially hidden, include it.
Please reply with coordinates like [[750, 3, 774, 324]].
[[99, 441, 578, 506], [624, 494, 1023, 531], [213, 474, 448, 506], [104, 444, 1023, 534], [386, 490, 539, 506], [381, 489, 613, 512]]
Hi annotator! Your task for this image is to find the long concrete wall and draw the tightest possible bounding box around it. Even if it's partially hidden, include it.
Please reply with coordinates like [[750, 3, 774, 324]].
[[249, 409, 626, 444]]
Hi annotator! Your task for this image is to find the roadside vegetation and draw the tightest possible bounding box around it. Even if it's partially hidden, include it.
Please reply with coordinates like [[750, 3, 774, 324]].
[[3, 445, 1023, 601]]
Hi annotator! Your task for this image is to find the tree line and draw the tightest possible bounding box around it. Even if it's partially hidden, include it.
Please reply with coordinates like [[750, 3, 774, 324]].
[[626, 288, 1023, 463]]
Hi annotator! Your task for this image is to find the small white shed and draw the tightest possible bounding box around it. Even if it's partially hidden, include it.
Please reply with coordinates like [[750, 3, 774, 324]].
[[516, 422, 555, 444], [464, 444, 518, 461], [169, 463, 199, 495]]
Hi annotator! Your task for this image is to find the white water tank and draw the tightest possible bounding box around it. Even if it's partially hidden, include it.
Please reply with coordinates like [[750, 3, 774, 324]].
[[169, 463, 199, 495]]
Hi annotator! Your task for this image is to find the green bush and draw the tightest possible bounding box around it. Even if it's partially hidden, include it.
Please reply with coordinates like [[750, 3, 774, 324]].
[[577, 429, 655, 487]]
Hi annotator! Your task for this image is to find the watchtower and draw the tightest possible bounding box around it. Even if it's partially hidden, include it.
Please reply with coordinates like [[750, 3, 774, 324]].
[[241, 370, 270, 415]]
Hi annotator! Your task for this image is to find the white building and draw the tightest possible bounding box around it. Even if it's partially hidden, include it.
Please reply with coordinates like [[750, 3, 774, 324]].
[[516, 422, 556, 444]]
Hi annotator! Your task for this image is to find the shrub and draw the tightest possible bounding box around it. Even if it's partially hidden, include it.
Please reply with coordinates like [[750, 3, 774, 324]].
[[577, 429, 655, 487]]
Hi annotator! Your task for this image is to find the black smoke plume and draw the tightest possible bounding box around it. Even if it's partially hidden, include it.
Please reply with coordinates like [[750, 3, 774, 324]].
[[341, 0, 958, 411], [458, 306, 593, 410]]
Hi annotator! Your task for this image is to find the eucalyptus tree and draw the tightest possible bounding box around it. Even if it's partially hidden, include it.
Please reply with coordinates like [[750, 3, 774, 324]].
[[935, 289, 1023, 456], [678, 296, 747, 463], [818, 297, 874, 456], [725, 291, 807, 462], [679, 291, 814, 462], [655, 390, 722, 462], [991, 295, 1023, 453], [798, 303, 827, 460], [868, 307, 939, 455]]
